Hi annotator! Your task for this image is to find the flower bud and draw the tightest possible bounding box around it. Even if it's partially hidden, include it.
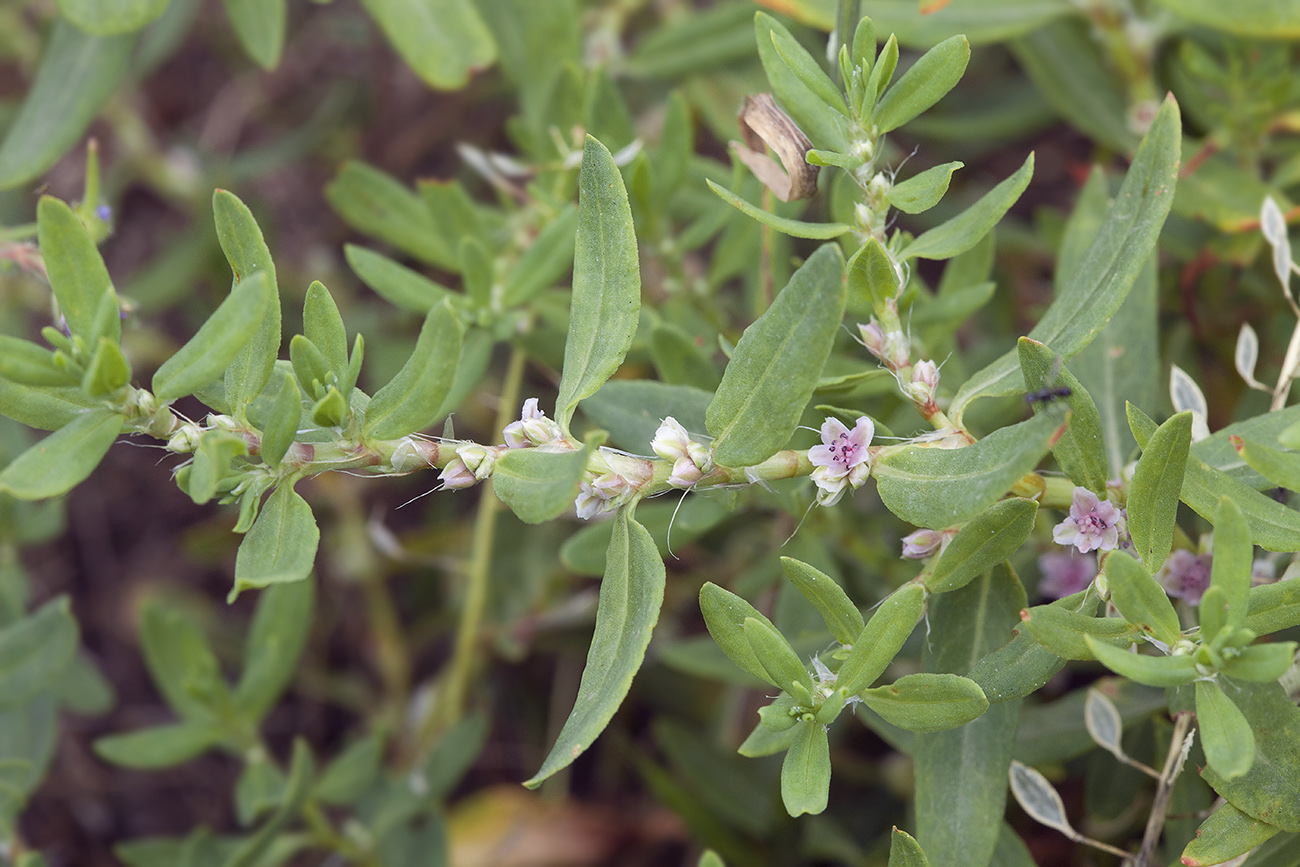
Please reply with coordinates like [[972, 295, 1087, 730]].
[[167, 424, 201, 454], [389, 437, 427, 474], [438, 458, 477, 490], [456, 443, 496, 480], [858, 321, 886, 359]]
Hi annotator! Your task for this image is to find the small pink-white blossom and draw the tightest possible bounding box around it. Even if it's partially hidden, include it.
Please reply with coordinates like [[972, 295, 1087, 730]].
[[1052, 487, 1125, 554], [574, 471, 633, 520], [809, 416, 874, 506], [438, 458, 477, 490], [1158, 549, 1213, 605], [504, 398, 562, 448], [901, 528, 952, 560], [651, 417, 711, 488], [1037, 550, 1097, 599]]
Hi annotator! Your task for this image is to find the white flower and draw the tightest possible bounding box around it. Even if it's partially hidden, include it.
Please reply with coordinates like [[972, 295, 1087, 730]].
[[574, 471, 631, 520], [503, 398, 562, 448], [652, 417, 711, 488]]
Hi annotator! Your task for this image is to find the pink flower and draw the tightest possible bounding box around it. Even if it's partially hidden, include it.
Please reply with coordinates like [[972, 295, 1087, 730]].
[[1158, 549, 1213, 605], [504, 398, 561, 448], [1037, 550, 1096, 599], [809, 416, 874, 506], [1052, 487, 1125, 554], [901, 528, 952, 560]]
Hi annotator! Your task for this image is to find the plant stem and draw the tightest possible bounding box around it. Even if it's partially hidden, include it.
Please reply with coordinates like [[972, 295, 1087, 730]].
[[417, 344, 525, 750], [1134, 711, 1195, 867]]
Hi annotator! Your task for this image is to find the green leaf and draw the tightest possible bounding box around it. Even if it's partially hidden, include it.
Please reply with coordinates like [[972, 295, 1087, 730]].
[[81, 337, 131, 397], [874, 411, 1060, 528], [187, 429, 248, 506], [1021, 604, 1139, 660], [888, 161, 963, 214], [780, 720, 830, 816], [358, 0, 496, 90], [707, 244, 845, 466], [0, 22, 133, 190], [302, 281, 349, 387], [0, 408, 124, 500], [214, 190, 282, 417], [1152, 0, 1300, 37], [1130, 404, 1300, 552], [742, 617, 815, 701], [1105, 551, 1182, 646], [232, 484, 319, 597], [327, 163, 451, 268], [0, 337, 77, 387], [754, 13, 848, 151], [838, 583, 925, 696], [37, 196, 112, 341], [224, 739, 314, 867], [1201, 681, 1300, 832], [313, 732, 383, 805], [862, 673, 988, 733], [1084, 637, 1198, 686], [847, 236, 900, 315], [139, 600, 227, 720], [1181, 802, 1281, 867], [1233, 435, 1300, 493], [94, 720, 225, 769], [969, 625, 1065, 703], [0, 597, 78, 709], [1245, 580, 1300, 635], [1068, 169, 1158, 478], [152, 271, 273, 402], [926, 498, 1037, 594], [649, 324, 722, 391], [706, 180, 851, 239], [1221, 643, 1298, 683], [1198, 680, 1255, 779], [915, 567, 1023, 867], [220, 0, 285, 68], [767, 27, 849, 118], [873, 35, 970, 133], [554, 136, 641, 431], [1127, 411, 1192, 575], [901, 154, 1032, 261], [951, 97, 1180, 415], [1211, 496, 1253, 635], [234, 579, 316, 721], [525, 509, 665, 787], [56, 0, 169, 35], [779, 557, 863, 645], [699, 583, 782, 686], [887, 827, 930, 867], [1017, 337, 1108, 492], [865, 0, 1073, 48], [491, 438, 597, 524], [344, 244, 452, 313], [258, 374, 301, 471], [363, 300, 464, 440]]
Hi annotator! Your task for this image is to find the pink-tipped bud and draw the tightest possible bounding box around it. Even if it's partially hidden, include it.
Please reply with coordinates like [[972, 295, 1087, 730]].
[[438, 458, 477, 490]]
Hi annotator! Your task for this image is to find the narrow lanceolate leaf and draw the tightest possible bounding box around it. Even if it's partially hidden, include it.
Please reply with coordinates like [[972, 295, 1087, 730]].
[[707, 244, 845, 467], [1021, 604, 1138, 660], [706, 180, 851, 239], [1197, 681, 1255, 780], [1104, 551, 1181, 646], [847, 236, 900, 315], [873, 35, 970, 133], [781, 720, 831, 816], [0, 408, 124, 500], [699, 582, 783, 686], [1211, 496, 1253, 633], [743, 617, 815, 701], [780, 558, 864, 645], [555, 136, 641, 432], [1232, 435, 1300, 492], [37, 196, 112, 341], [1221, 642, 1298, 683], [1084, 637, 1197, 687], [951, 97, 1180, 416], [888, 161, 963, 215], [491, 438, 597, 524], [915, 568, 1023, 867], [94, 720, 225, 769], [1180, 802, 1281, 867], [234, 579, 316, 721], [874, 411, 1060, 529], [1201, 681, 1300, 832], [152, 272, 273, 402], [838, 583, 926, 696], [1008, 761, 1076, 838], [0, 22, 133, 190], [900, 154, 1032, 261], [215, 190, 282, 415], [259, 375, 301, 471], [926, 498, 1037, 594], [362, 300, 464, 440], [232, 483, 320, 597], [222, 0, 286, 69], [303, 281, 349, 386], [1018, 337, 1108, 492], [358, 0, 496, 90], [862, 674, 989, 732], [56, 0, 169, 36], [1130, 404, 1300, 552], [345, 245, 452, 313], [1127, 411, 1192, 574], [526, 510, 665, 787], [1151, 0, 1300, 37]]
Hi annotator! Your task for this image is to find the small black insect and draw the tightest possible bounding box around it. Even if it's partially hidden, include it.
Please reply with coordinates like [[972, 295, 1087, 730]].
[[1024, 384, 1072, 407]]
